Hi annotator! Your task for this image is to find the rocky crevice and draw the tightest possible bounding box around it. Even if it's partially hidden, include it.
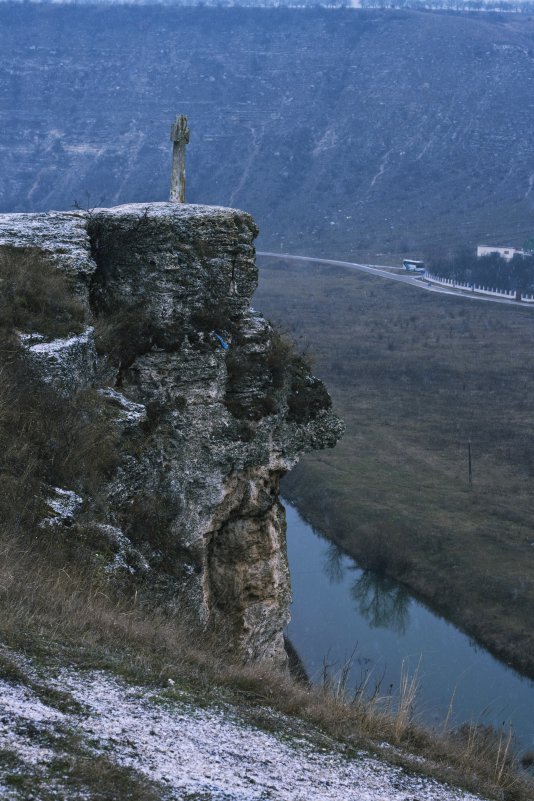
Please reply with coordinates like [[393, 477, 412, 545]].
[[0, 201, 343, 667]]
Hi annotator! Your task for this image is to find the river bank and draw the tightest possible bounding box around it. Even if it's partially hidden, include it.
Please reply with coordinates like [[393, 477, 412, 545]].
[[282, 465, 534, 684], [255, 255, 534, 683], [284, 502, 534, 752]]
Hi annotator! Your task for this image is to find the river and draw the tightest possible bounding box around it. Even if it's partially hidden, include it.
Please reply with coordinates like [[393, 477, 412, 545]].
[[285, 502, 534, 751]]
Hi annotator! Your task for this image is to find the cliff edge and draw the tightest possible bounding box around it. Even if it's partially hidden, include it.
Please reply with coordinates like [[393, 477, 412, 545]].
[[0, 201, 343, 667]]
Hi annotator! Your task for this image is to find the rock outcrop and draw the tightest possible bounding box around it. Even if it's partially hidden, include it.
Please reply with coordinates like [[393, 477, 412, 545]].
[[0, 202, 343, 667]]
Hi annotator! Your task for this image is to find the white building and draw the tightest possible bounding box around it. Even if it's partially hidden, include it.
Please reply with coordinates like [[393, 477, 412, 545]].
[[476, 246, 530, 261]]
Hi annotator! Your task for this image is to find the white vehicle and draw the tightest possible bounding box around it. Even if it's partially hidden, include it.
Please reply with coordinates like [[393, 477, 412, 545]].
[[403, 259, 425, 274]]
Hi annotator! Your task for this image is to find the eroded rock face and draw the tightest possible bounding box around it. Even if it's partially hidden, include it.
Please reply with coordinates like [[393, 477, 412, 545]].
[[0, 202, 343, 667]]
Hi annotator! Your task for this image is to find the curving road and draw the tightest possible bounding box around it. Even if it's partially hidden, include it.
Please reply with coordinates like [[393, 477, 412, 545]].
[[257, 251, 532, 309]]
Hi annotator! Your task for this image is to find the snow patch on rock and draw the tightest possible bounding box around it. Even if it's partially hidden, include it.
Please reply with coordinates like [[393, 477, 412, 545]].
[[98, 387, 147, 426], [24, 326, 97, 395], [96, 524, 150, 574], [41, 487, 83, 527]]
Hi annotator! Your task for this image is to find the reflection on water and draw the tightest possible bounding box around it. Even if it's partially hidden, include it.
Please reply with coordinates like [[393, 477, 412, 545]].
[[325, 538, 411, 633], [324, 542, 345, 584], [285, 502, 534, 750], [351, 572, 411, 635]]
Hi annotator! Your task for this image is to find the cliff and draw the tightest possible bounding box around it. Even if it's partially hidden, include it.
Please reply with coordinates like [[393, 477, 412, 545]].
[[0, 204, 524, 801], [0, 201, 343, 667]]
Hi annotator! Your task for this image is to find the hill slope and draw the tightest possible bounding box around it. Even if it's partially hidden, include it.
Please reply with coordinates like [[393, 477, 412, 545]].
[[2, 6, 534, 255]]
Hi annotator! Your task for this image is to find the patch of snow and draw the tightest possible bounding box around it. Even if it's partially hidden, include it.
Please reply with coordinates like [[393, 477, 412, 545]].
[[0, 656, 492, 800], [0, 679, 65, 767], [0, 211, 94, 277], [98, 387, 147, 426], [93, 201, 251, 220], [28, 327, 93, 356], [96, 524, 150, 574], [41, 487, 83, 527], [18, 332, 45, 345], [24, 326, 97, 395], [50, 670, 485, 801]]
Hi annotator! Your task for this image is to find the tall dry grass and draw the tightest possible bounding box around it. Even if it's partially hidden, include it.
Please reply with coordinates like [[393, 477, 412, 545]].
[[2, 514, 533, 800], [2, 525, 531, 801]]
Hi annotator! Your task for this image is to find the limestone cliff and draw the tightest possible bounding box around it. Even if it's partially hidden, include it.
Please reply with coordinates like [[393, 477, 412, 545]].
[[0, 202, 343, 666]]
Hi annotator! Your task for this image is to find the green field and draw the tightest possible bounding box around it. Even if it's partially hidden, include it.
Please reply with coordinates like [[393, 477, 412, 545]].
[[255, 257, 534, 679]]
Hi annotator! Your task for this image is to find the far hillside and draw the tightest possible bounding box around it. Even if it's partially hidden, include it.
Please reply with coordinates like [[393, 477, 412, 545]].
[[2, 6, 534, 255], [256, 256, 534, 680]]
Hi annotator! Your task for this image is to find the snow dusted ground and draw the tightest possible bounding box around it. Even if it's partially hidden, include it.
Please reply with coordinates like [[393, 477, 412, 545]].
[[0, 661, 488, 801]]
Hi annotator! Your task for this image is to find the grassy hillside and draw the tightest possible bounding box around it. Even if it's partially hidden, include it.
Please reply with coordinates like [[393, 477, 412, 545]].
[[255, 256, 534, 680], [1, 250, 532, 799]]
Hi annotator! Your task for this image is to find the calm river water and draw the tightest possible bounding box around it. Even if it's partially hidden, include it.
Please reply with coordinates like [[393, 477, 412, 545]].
[[285, 502, 534, 750]]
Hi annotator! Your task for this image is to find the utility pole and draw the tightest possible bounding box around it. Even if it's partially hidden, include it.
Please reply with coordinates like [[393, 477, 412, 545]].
[[170, 115, 189, 203], [468, 439, 472, 488]]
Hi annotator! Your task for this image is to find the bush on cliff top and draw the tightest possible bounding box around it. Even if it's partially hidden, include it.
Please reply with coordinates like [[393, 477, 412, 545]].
[[0, 246, 85, 339]]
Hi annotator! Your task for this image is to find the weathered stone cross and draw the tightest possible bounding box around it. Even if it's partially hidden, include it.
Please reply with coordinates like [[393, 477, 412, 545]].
[[170, 115, 190, 203]]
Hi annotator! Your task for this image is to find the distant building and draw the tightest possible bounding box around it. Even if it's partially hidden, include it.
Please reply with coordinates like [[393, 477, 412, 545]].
[[476, 246, 530, 261], [402, 259, 425, 273]]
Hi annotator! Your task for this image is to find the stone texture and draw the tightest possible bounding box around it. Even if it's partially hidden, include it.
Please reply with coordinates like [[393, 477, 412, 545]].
[[25, 327, 98, 396], [0, 210, 95, 296], [0, 202, 343, 667]]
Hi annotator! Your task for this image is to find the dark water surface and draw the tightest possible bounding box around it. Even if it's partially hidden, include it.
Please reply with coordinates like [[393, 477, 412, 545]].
[[285, 503, 534, 750]]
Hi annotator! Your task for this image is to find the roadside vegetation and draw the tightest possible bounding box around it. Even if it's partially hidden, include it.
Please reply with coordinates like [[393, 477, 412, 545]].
[[255, 256, 534, 682], [429, 249, 534, 295], [1, 246, 533, 799]]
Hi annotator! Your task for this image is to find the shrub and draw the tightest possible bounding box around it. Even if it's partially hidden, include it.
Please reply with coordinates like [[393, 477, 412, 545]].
[[191, 304, 235, 335], [0, 246, 85, 339], [117, 492, 200, 580], [266, 330, 295, 388], [0, 250, 118, 537], [95, 304, 185, 372], [287, 374, 331, 424]]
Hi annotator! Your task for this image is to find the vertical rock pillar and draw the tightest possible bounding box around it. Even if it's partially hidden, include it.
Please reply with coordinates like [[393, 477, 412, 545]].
[[170, 115, 190, 203]]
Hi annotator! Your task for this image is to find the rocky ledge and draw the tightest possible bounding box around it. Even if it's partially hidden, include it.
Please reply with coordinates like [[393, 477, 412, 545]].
[[0, 202, 343, 667]]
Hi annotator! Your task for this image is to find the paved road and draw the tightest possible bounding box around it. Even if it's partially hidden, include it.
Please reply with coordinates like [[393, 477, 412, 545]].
[[257, 251, 532, 309]]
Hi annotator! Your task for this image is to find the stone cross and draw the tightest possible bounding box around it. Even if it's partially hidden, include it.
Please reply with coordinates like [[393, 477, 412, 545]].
[[170, 115, 190, 203]]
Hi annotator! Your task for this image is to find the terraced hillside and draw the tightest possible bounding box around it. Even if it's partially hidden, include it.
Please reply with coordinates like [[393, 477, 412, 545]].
[[2, 6, 534, 256]]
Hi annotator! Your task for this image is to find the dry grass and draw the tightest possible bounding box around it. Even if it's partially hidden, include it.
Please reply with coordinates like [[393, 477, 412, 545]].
[[0, 527, 532, 801], [0, 348, 119, 535], [0, 254, 119, 537], [0, 246, 85, 340]]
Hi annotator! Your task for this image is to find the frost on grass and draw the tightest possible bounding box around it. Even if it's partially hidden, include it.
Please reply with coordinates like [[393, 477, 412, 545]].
[[0, 662, 492, 801], [0, 680, 65, 768], [59, 671, 486, 801]]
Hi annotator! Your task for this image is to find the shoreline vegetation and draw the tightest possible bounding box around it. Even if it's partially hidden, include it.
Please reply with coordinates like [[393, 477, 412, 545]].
[[255, 256, 534, 684]]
